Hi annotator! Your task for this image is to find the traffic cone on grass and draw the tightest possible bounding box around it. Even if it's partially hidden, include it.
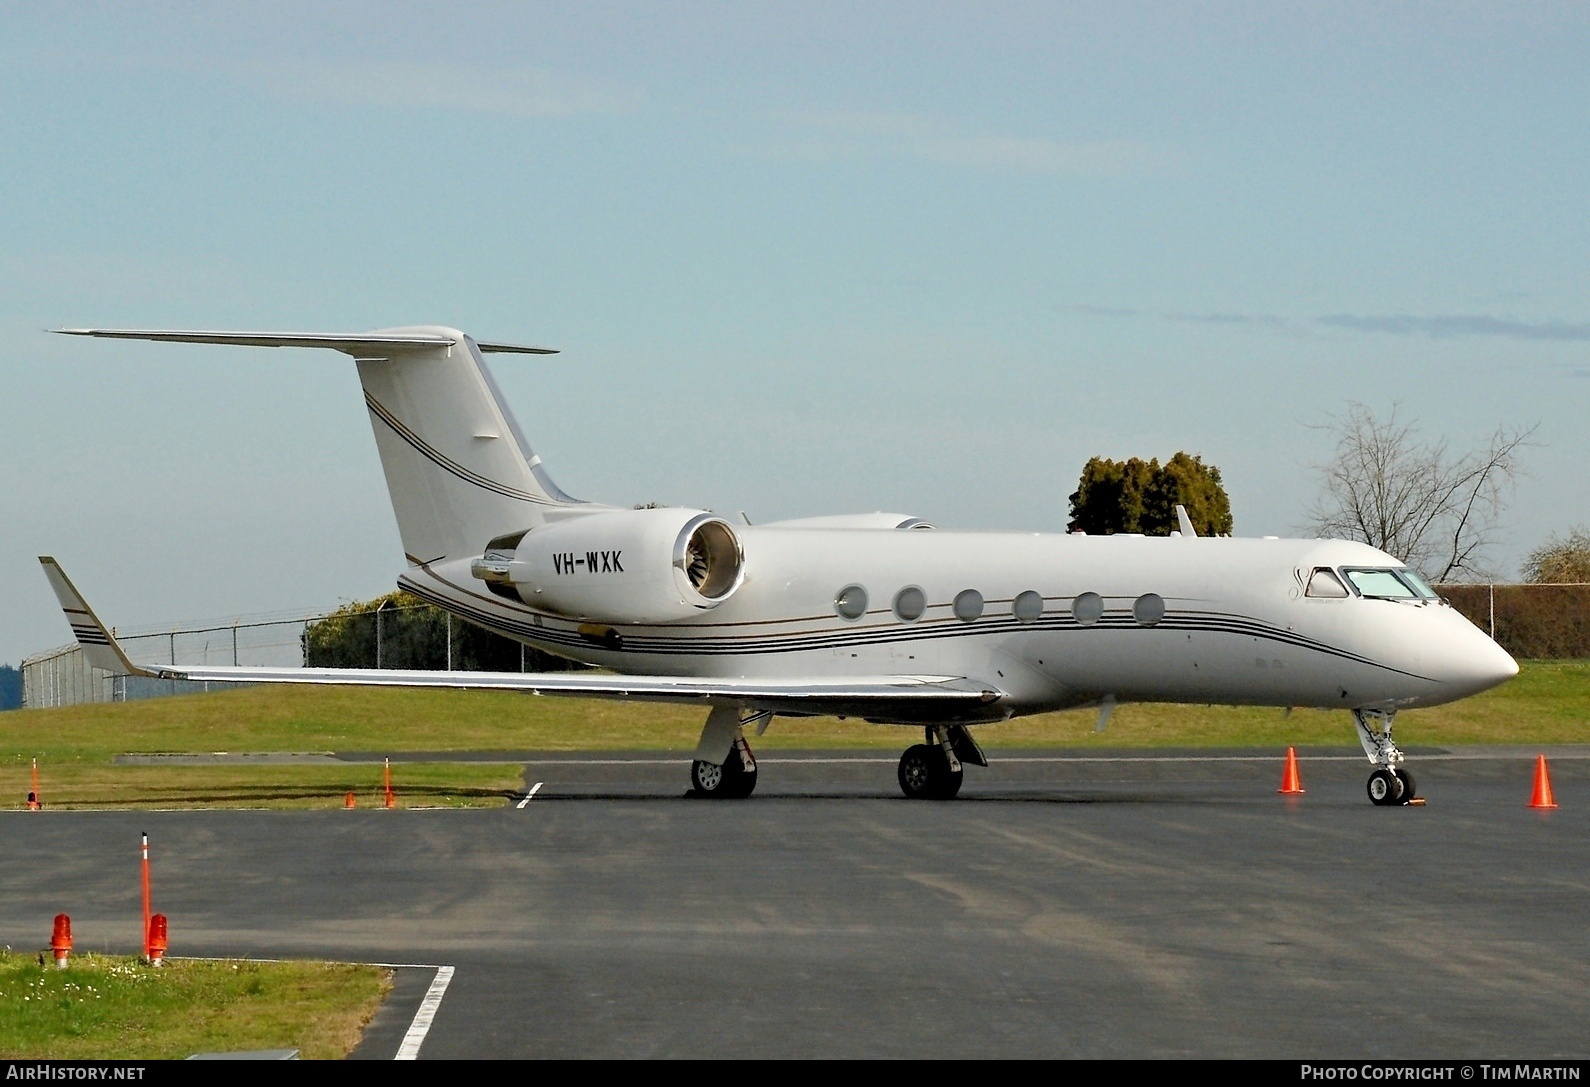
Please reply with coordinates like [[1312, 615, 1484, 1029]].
[[27, 758, 40, 810], [50, 914, 72, 969], [1278, 747, 1305, 795], [383, 758, 395, 809], [1529, 755, 1558, 810], [146, 914, 168, 967]]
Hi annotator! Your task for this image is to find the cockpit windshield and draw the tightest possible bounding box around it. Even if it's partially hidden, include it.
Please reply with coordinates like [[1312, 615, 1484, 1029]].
[[1342, 567, 1437, 600], [1397, 569, 1439, 599]]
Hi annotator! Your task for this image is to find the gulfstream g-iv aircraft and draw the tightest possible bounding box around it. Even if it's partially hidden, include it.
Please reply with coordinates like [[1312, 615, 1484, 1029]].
[[41, 326, 1518, 804]]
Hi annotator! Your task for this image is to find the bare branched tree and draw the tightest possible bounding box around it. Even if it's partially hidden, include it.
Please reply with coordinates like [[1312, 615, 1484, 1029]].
[[1305, 404, 1535, 583]]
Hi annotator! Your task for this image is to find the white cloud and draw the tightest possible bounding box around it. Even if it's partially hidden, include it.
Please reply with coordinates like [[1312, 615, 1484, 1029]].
[[756, 111, 1179, 176]]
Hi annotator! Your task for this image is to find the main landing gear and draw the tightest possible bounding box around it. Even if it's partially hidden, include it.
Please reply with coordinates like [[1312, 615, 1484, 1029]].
[[898, 725, 987, 800], [1355, 708, 1417, 806], [689, 706, 767, 799], [691, 743, 757, 799]]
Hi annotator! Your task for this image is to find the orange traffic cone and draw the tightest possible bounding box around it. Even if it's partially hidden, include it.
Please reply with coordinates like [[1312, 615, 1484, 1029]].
[[344, 791, 357, 809], [1528, 755, 1558, 810], [1278, 747, 1305, 795], [146, 914, 168, 967], [50, 914, 72, 969], [383, 757, 395, 809], [27, 758, 40, 810]]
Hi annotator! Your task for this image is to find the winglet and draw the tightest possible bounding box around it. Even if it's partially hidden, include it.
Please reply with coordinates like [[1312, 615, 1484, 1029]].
[[37, 557, 151, 677], [1175, 504, 1197, 538]]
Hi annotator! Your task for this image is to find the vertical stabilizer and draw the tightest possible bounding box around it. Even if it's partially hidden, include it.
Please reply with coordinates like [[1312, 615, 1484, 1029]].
[[354, 327, 586, 564], [52, 324, 588, 565]]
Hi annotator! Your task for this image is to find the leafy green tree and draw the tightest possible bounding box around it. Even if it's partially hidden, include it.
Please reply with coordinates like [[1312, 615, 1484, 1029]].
[[1067, 453, 1233, 536], [0, 664, 20, 711], [1523, 527, 1590, 583], [302, 592, 581, 671], [1143, 452, 1234, 536], [1066, 457, 1156, 535]]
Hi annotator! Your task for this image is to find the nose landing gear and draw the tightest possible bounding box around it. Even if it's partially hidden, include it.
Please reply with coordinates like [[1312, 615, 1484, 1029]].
[[1356, 708, 1417, 806]]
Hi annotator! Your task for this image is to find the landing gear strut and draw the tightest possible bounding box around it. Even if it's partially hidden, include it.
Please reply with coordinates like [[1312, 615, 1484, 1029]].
[[897, 725, 985, 800], [1355, 708, 1415, 806], [690, 706, 763, 799]]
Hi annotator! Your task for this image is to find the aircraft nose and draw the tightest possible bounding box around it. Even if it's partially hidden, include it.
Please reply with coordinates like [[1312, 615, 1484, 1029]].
[[1449, 623, 1519, 696]]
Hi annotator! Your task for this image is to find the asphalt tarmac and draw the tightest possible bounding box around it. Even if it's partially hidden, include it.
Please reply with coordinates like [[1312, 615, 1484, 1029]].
[[3, 748, 1587, 1058]]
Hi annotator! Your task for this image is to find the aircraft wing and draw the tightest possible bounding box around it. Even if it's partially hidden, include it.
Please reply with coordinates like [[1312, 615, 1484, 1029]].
[[52, 329, 558, 355], [39, 558, 1001, 719]]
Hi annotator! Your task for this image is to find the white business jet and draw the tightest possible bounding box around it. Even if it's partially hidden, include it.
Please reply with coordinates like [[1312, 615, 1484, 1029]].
[[41, 326, 1518, 804]]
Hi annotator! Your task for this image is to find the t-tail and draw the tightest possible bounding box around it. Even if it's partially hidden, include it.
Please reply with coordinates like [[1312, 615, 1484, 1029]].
[[54, 325, 595, 564]]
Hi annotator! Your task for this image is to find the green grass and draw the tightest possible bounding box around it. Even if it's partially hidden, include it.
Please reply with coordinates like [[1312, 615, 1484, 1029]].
[[2, 661, 1585, 808], [0, 952, 388, 1060]]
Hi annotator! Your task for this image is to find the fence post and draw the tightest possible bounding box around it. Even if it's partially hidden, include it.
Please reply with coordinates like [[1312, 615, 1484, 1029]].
[[446, 612, 453, 671], [1489, 582, 1496, 640], [376, 607, 383, 669], [232, 620, 239, 666]]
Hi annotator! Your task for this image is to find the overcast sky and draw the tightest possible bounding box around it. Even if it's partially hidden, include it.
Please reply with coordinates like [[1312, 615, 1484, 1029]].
[[2, 2, 1587, 666]]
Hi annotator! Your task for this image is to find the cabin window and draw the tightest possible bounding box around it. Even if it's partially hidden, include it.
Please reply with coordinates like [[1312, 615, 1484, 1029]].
[[1343, 568, 1417, 600], [1133, 593, 1166, 626], [835, 584, 868, 620], [1013, 590, 1044, 623], [953, 589, 984, 621], [1072, 592, 1103, 627], [1305, 568, 1349, 598], [893, 586, 926, 622]]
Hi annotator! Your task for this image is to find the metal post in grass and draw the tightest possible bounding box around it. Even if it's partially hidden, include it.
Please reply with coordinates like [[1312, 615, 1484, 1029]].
[[141, 832, 152, 963]]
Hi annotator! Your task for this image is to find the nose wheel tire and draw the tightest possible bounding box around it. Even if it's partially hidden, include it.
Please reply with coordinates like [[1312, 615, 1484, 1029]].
[[1367, 768, 1406, 806], [692, 748, 757, 799], [898, 744, 963, 800]]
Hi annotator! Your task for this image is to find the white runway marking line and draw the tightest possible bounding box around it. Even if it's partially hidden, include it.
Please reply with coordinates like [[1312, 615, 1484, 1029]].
[[516, 781, 543, 808], [395, 964, 455, 1060]]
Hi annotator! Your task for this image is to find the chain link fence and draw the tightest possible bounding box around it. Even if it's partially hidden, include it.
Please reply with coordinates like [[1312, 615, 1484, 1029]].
[[21, 599, 578, 709], [1437, 583, 1590, 659]]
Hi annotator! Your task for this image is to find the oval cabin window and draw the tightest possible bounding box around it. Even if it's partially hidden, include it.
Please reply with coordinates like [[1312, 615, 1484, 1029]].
[[1072, 592, 1104, 627], [835, 584, 869, 620], [953, 589, 984, 622], [1013, 590, 1043, 623], [893, 586, 926, 622]]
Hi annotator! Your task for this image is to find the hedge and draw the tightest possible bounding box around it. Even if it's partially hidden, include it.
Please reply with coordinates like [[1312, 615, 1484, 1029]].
[[1437, 584, 1590, 659]]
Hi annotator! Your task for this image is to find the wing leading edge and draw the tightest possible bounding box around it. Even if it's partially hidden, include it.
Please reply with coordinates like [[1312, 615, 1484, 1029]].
[[39, 558, 1002, 721]]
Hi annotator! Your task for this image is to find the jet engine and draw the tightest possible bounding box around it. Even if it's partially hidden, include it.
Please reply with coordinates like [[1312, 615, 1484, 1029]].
[[471, 508, 745, 624]]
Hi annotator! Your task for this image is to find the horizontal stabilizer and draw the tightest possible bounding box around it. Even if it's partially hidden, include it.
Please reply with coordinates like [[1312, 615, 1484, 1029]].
[[52, 329, 558, 355]]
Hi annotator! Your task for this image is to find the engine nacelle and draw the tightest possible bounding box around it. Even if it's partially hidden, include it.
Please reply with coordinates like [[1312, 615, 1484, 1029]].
[[471, 508, 745, 624]]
